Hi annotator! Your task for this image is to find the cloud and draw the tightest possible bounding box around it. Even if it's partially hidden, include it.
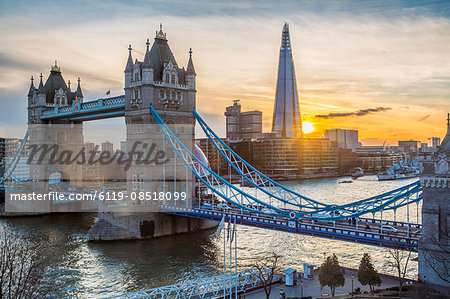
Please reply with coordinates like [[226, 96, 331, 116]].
[[0, 0, 449, 143], [315, 107, 391, 119], [417, 114, 431, 121]]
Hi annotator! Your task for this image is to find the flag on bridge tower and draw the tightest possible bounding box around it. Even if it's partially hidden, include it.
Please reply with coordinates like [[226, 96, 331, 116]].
[[230, 218, 236, 244], [226, 217, 231, 241], [106, 90, 111, 95], [213, 215, 225, 237]]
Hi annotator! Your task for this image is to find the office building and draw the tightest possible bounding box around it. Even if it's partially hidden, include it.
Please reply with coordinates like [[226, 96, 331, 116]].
[[431, 137, 440, 148], [229, 137, 339, 178], [398, 140, 421, 155], [272, 23, 302, 138], [102, 141, 114, 153], [324, 129, 359, 152], [338, 148, 361, 175], [356, 146, 402, 173], [224, 100, 262, 141]]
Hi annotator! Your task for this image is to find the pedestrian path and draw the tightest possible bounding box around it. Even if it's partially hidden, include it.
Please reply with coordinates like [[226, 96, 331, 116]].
[[244, 268, 400, 298]]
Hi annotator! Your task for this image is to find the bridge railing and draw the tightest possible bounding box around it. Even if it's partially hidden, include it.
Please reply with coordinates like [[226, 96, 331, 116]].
[[161, 205, 419, 251], [358, 217, 422, 230], [111, 268, 270, 299]]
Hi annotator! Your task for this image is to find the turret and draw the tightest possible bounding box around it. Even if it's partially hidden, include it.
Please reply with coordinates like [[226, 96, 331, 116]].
[[124, 44, 133, 88], [28, 73, 45, 124], [75, 77, 83, 101], [186, 48, 196, 89], [37, 73, 45, 94], [437, 113, 450, 155], [28, 76, 35, 97], [36, 73, 46, 106], [142, 39, 154, 83], [27, 76, 36, 123]]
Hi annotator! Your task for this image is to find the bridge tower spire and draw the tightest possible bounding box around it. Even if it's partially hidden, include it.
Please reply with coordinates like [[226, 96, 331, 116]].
[[186, 48, 196, 89], [142, 39, 154, 83], [28, 75, 35, 96], [37, 73, 45, 93]]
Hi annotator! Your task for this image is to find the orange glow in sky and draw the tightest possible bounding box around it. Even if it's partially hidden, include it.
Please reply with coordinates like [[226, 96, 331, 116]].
[[0, 2, 449, 146], [302, 122, 315, 134]]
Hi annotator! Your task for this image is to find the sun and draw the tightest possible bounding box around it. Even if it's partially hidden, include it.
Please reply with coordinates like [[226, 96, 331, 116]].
[[302, 121, 315, 134]]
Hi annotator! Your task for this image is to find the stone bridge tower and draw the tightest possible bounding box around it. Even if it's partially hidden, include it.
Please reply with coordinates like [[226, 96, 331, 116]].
[[88, 25, 216, 240], [123, 24, 196, 206], [418, 113, 450, 287], [21, 62, 84, 214]]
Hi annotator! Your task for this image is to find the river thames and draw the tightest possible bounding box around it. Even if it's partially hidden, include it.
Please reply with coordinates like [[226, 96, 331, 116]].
[[0, 175, 419, 298]]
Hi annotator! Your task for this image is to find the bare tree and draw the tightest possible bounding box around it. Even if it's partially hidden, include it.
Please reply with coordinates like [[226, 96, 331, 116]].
[[421, 227, 450, 284], [252, 251, 282, 299], [386, 248, 412, 297], [0, 229, 52, 298]]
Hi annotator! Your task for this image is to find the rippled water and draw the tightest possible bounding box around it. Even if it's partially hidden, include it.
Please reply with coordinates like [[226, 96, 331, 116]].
[[0, 175, 420, 298]]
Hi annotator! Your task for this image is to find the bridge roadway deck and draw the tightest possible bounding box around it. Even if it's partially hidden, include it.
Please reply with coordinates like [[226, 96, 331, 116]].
[[39, 95, 125, 121], [160, 205, 419, 251]]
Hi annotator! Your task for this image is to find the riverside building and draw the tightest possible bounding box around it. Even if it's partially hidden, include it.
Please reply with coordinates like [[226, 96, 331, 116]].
[[224, 100, 262, 141]]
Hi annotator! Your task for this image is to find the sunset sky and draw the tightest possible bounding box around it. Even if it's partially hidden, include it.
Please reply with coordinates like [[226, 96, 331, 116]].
[[0, 0, 449, 146]]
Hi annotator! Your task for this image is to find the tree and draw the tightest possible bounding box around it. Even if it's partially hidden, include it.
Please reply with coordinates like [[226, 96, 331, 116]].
[[0, 229, 52, 298], [319, 254, 345, 297], [252, 251, 282, 299], [386, 248, 412, 297], [358, 253, 381, 294]]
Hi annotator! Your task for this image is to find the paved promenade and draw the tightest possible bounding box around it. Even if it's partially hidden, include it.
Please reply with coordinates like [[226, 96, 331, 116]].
[[244, 268, 401, 298]]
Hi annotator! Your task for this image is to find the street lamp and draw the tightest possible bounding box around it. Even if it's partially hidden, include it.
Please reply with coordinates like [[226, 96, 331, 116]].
[[301, 280, 304, 298], [351, 273, 354, 296]]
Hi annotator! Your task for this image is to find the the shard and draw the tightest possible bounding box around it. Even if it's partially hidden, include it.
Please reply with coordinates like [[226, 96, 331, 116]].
[[272, 23, 302, 138]]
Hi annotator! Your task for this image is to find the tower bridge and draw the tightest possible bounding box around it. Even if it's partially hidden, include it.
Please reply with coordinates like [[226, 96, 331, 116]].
[[1, 25, 449, 287]]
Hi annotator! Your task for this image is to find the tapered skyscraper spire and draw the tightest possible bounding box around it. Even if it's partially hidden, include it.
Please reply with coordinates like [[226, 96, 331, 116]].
[[272, 23, 302, 138]]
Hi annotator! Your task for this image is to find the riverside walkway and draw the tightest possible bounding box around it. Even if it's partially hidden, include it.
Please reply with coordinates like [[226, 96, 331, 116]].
[[245, 268, 406, 298]]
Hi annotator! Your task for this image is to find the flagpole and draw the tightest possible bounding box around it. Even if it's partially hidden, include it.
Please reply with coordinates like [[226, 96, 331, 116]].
[[235, 220, 237, 299], [223, 218, 226, 299], [229, 215, 232, 299]]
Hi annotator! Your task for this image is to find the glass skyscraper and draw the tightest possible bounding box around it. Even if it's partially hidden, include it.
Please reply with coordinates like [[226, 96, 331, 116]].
[[272, 23, 302, 138]]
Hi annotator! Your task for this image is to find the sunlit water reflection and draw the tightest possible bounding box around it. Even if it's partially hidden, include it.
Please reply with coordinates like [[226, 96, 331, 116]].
[[0, 175, 420, 298]]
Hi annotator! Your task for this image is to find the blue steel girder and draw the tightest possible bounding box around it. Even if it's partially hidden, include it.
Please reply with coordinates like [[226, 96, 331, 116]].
[[151, 106, 423, 221], [150, 105, 290, 218], [305, 181, 422, 220], [194, 108, 327, 211], [193, 108, 422, 221], [112, 268, 270, 299]]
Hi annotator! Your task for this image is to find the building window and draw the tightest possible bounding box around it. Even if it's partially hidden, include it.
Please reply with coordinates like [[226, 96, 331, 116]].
[[132, 171, 137, 190], [171, 74, 175, 84], [134, 90, 139, 99], [165, 74, 170, 83], [132, 169, 145, 191]]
